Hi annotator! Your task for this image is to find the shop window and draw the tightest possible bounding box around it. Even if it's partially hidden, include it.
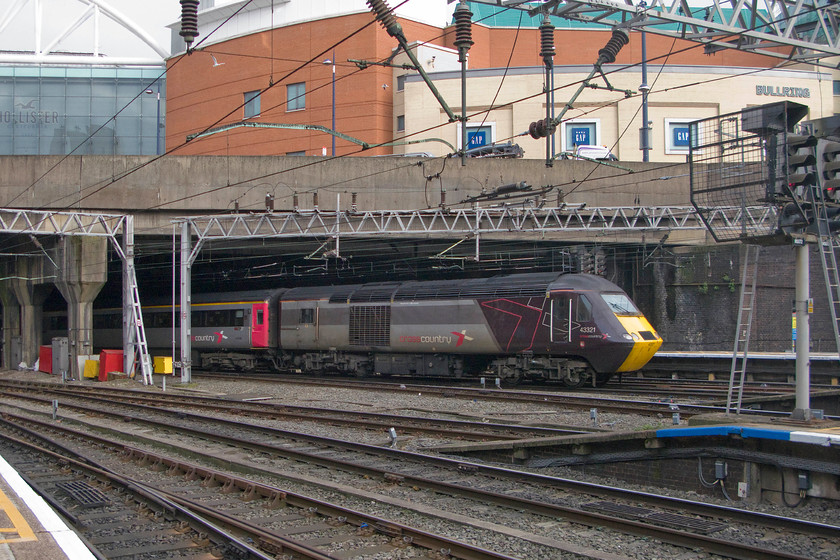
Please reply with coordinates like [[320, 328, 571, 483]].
[[457, 122, 495, 149], [665, 118, 694, 155], [561, 120, 600, 153]]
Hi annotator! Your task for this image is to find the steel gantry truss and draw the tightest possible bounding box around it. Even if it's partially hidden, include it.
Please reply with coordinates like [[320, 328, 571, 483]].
[[465, 0, 840, 63], [0, 209, 153, 385], [182, 204, 777, 240], [174, 203, 777, 381]]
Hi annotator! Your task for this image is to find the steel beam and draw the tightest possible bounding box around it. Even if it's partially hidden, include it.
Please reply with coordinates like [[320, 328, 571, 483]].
[[466, 0, 840, 63]]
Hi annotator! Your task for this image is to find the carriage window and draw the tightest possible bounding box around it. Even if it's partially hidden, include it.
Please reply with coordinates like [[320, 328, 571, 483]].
[[300, 308, 315, 324], [255, 309, 264, 325], [235, 309, 245, 327], [576, 295, 593, 323], [601, 293, 640, 315]]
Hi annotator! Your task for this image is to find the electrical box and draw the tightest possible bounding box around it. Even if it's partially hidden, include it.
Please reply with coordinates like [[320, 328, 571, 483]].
[[797, 471, 811, 490], [714, 459, 728, 480], [51, 337, 69, 377]]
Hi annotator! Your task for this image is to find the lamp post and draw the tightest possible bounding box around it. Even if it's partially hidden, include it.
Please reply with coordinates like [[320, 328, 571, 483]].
[[323, 51, 336, 156], [144, 83, 161, 155]]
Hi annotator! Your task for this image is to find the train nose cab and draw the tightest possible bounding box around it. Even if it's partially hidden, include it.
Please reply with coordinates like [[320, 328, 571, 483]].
[[548, 289, 661, 374], [600, 292, 662, 372]]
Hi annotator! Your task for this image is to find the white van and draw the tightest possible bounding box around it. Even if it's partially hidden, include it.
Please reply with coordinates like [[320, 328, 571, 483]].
[[573, 145, 617, 161]]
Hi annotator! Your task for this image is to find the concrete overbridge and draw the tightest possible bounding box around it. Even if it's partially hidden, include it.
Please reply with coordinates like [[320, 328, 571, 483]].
[[0, 154, 788, 380]]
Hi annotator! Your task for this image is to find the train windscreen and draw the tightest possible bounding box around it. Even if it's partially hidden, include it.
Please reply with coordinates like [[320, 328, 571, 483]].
[[600, 293, 641, 316]]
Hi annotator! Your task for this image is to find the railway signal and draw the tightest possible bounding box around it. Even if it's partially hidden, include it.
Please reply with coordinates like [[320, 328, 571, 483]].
[[784, 133, 816, 198], [817, 138, 840, 202]]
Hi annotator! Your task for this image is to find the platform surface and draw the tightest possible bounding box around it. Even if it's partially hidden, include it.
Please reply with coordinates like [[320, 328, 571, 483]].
[[0, 453, 95, 560]]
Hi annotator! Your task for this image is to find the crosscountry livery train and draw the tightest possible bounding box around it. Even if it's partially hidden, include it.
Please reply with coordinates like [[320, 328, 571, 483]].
[[44, 272, 662, 386]]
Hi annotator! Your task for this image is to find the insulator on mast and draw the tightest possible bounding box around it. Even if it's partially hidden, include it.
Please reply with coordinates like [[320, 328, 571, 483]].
[[539, 15, 555, 67], [453, 1, 474, 62], [597, 28, 630, 65], [366, 0, 404, 40], [179, 0, 200, 48], [528, 118, 556, 140]]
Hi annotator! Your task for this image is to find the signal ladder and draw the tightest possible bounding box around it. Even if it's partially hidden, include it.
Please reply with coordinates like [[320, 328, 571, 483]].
[[814, 192, 840, 358], [126, 265, 154, 385], [727, 244, 761, 415]]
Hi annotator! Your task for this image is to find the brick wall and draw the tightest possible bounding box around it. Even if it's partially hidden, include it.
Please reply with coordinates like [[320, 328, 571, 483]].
[[633, 244, 837, 352]]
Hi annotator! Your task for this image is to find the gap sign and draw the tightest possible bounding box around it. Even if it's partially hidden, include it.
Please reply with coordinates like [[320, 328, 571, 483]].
[[673, 126, 690, 147], [468, 131, 487, 147], [571, 127, 590, 146]]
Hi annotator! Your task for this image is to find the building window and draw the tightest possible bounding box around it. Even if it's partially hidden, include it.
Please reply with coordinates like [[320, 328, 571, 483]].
[[244, 90, 260, 118], [396, 115, 405, 132], [834, 80, 840, 95], [287, 82, 305, 111], [561, 119, 600, 153], [286, 150, 306, 156], [665, 118, 694, 155], [397, 75, 407, 91], [457, 122, 496, 149]]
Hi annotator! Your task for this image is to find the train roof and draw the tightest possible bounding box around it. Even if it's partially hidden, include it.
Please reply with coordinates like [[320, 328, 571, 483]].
[[279, 272, 624, 303], [182, 289, 282, 305]]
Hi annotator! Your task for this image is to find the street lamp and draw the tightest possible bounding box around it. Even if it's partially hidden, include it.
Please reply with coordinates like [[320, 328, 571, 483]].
[[144, 83, 162, 155], [323, 51, 336, 156]]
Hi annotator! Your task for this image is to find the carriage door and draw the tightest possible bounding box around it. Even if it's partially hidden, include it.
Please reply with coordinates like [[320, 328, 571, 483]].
[[550, 292, 573, 344], [551, 293, 594, 346], [251, 302, 269, 348]]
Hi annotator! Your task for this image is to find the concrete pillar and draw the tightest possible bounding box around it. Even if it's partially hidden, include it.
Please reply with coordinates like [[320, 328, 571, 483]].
[[53, 237, 107, 380], [0, 262, 21, 369], [8, 257, 52, 369]]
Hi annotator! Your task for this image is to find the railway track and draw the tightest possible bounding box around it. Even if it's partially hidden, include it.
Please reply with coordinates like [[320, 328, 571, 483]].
[[189, 372, 809, 419], [0, 379, 592, 440], [0, 415, 518, 560], [0, 431, 281, 559], [1, 382, 836, 560]]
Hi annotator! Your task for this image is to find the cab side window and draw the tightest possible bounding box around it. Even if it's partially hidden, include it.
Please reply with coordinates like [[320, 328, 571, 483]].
[[576, 295, 593, 323]]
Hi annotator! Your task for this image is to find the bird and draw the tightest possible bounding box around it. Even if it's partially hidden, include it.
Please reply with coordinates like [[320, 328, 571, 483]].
[[210, 54, 225, 67]]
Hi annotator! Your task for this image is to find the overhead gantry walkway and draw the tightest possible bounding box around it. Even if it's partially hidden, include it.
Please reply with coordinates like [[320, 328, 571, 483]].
[[468, 0, 840, 64]]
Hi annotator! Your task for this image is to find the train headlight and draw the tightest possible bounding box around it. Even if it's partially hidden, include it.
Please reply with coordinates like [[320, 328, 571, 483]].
[[622, 333, 633, 341], [631, 333, 641, 341]]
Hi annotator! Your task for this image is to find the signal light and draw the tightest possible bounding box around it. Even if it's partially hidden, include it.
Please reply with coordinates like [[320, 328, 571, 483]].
[[785, 133, 816, 196], [817, 138, 840, 202]]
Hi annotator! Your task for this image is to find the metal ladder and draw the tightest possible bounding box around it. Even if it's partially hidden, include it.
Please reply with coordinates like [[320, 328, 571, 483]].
[[126, 266, 154, 385], [813, 195, 840, 358], [727, 244, 761, 415]]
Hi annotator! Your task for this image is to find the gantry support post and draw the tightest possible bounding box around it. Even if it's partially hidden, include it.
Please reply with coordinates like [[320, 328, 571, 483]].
[[53, 237, 107, 380], [793, 243, 812, 419], [9, 257, 51, 370], [0, 264, 21, 370]]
